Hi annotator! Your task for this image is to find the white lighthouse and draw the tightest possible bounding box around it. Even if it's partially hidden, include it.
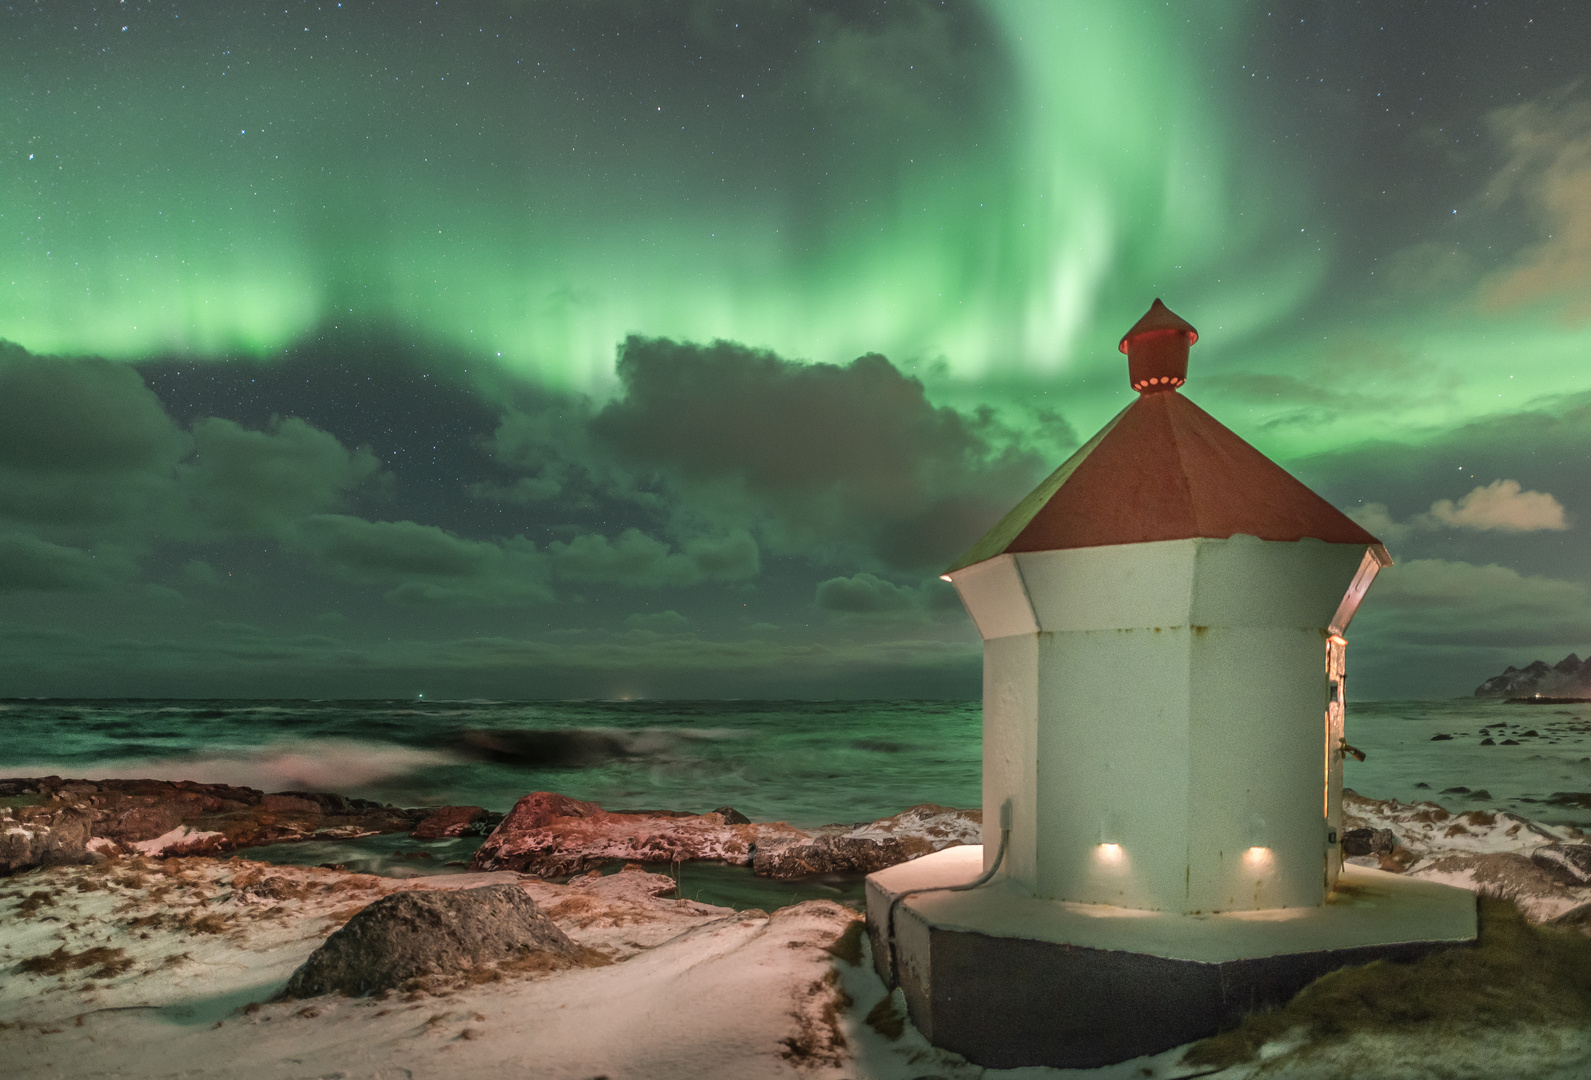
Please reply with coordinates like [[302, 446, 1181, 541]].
[[865, 301, 1476, 1069]]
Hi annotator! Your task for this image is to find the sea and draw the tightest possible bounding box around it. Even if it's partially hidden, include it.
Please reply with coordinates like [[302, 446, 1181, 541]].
[[4, 696, 1590, 907]]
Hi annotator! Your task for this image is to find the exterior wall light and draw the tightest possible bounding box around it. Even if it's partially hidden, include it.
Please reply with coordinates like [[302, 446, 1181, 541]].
[[1243, 846, 1274, 869]]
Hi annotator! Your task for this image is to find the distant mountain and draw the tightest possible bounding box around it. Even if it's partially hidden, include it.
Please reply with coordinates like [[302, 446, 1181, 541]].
[[1474, 653, 1591, 698]]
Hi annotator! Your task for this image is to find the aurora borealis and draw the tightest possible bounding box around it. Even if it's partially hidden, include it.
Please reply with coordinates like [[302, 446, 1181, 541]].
[[4, 0, 1591, 698]]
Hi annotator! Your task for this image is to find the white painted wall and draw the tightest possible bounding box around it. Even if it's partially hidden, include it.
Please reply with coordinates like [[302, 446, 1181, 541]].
[[952, 536, 1369, 914]]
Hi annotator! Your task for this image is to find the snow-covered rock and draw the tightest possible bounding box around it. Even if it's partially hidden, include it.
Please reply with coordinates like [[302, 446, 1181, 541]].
[[0, 804, 93, 874], [1344, 788, 1591, 923]]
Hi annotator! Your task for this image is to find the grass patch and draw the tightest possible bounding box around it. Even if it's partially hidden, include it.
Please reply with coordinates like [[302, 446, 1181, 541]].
[[14, 890, 58, 917], [183, 912, 233, 934], [864, 994, 906, 1040], [1183, 896, 1591, 1070], [18, 945, 135, 979], [824, 919, 866, 966]]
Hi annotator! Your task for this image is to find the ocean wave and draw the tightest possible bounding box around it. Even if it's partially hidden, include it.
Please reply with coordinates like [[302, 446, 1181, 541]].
[[3, 740, 461, 793], [456, 726, 743, 768]]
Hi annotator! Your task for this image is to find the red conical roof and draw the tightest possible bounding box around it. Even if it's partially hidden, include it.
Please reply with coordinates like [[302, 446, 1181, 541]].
[[1118, 298, 1198, 353], [947, 306, 1380, 572]]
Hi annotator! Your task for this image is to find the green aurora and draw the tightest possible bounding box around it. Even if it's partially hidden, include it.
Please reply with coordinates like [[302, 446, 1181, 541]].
[[3, 0, 1591, 697], [5, 4, 1302, 393]]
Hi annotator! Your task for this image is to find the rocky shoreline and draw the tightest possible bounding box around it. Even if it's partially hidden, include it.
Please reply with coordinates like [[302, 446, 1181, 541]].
[[0, 776, 501, 875], [6, 779, 1591, 1077], [0, 776, 980, 883]]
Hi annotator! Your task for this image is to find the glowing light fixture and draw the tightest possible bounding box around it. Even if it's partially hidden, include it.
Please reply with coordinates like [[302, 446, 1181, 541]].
[[1096, 843, 1124, 864], [1243, 846, 1274, 869]]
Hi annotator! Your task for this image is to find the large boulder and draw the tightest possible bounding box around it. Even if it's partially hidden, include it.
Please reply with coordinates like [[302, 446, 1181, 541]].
[[471, 792, 982, 880], [0, 776, 429, 873], [470, 791, 810, 876], [0, 804, 93, 874], [1530, 843, 1591, 887], [1341, 827, 1396, 858], [281, 883, 587, 998]]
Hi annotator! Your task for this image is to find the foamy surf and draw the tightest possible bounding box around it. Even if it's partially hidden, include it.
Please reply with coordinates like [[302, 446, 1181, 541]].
[[2, 739, 461, 794]]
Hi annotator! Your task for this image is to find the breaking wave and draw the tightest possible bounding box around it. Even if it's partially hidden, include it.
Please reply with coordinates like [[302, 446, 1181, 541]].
[[4, 739, 460, 794]]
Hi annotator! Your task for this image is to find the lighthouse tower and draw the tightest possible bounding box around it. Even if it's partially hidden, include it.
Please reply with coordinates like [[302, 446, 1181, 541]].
[[864, 301, 1476, 1069]]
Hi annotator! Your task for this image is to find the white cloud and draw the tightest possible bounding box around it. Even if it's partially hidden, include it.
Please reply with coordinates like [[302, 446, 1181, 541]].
[[1346, 480, 1568, 546], [1425, 479, 1567, 532]]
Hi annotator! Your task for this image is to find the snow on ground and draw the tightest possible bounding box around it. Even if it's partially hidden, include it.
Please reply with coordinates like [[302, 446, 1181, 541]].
[[1344, 789, 1591, 922], [6, 790, 1591, 1080], [1344, 788, 1585, 858], [0, 855, 988, 1080]]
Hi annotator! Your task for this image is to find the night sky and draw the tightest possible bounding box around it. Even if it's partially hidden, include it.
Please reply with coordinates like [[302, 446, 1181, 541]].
[[3, 0, 1590, 699]]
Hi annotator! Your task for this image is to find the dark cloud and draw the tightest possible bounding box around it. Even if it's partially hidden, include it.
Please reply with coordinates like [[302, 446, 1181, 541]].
[[0, 342, 383, 543], [624, 609, 691, 633], [1478, 99, 1591, 319], [0, 532, 130, 593], [183, 417, 380, 536], [1350, 558, 1591, 697], [290, 515, 552, 606], [814, 572, 963, 623], [548, 528, 760, 588], [588, 336, 1059, 571], [817, 572, 922, 614], [0, 346, 187, 526]]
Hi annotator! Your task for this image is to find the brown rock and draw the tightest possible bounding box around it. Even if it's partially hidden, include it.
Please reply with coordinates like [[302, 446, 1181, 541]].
[[411, 805, 494, 839], [752, 835, 910, 877], [1341, 827, 1396, 857], [103, 803, 185, 842], [261, 794, 324, 815], [471, 793, 982, 880], [0, 777, 429, 874], [471, 792, 811, 877]]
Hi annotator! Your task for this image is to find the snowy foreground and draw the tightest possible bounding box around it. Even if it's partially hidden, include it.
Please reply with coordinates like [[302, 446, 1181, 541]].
[[2, 792, 1591, 1080]]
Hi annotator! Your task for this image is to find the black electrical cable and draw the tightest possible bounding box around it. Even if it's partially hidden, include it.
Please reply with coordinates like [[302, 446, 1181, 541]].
[[882, 810, 1010, 987]]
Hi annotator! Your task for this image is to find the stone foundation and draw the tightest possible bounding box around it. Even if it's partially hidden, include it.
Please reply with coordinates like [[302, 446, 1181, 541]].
[[866, 846, 1477, 1069]]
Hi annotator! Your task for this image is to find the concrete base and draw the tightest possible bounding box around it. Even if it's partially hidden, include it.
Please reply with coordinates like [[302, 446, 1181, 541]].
[[865, 846, 1477, 1069]]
